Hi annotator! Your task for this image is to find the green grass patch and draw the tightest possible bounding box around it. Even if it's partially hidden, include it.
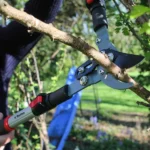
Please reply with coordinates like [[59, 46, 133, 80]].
[[80, 83, 149, 117]]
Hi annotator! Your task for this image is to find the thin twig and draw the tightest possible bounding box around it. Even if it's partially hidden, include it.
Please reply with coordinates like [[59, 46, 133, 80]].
[[31, 50, 43, 93]]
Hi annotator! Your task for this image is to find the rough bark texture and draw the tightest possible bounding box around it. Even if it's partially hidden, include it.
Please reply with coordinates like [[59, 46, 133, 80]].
[[0, 0, 149, 103]]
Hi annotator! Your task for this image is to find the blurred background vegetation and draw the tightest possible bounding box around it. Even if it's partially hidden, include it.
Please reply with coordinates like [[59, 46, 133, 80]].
[[1, 0, 150, 149]]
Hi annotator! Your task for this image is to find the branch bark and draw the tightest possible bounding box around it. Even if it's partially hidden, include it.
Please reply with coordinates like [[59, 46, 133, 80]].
[[0, 1, 149, 103]]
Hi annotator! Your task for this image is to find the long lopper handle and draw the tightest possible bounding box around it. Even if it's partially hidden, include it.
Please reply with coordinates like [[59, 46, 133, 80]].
[[0, 85, 71, 135]]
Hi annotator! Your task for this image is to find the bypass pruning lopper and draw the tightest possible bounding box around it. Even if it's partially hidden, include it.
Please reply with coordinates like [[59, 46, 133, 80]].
[[0, 47, 143, 135], [0, 0, 144, 135]]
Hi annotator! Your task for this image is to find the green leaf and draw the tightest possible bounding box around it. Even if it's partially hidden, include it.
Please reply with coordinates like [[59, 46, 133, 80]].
[[32, 134, 39, 140], [139, 22, 150, 35], [145, 52, 150, 60], [122, 27, 129, 36], [130, 5, 150, 19], [11, 138, 17, 145], [35, 143, 41, 150], [115, 27, 121, 33], [115, 21, 122, 27]]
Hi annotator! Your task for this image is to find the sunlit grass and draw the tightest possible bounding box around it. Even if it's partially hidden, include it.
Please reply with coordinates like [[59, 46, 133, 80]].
[[80, 82, 149, 117]]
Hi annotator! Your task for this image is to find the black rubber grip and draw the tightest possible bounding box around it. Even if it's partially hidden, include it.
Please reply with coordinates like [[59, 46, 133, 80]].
[[31, 85, 72, 116], [91, 6, 108, 31], [47, 85, 71, 107], [0, 120, 9, 135]]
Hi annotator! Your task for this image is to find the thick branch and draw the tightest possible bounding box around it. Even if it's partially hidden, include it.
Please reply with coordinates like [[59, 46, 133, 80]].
[[0, 1, 149, 103]]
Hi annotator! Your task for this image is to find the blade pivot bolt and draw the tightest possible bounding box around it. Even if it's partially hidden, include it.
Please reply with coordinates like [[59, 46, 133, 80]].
[[80, 76, 88, 86], [96, 38, 101, 43], [99, 69, 105, 75], [78, 67, 85, 74]]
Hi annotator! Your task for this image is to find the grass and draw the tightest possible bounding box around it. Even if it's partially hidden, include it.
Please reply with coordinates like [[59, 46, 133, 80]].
[[80, 82, 149, 118]]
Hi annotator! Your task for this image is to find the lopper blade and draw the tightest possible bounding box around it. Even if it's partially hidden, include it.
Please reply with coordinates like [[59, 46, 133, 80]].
[[102, 49, 144, 69], [98, 67, 133, 90]]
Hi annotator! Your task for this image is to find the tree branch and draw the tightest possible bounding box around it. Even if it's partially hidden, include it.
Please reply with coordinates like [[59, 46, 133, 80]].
[[0, 1, 149, 103]]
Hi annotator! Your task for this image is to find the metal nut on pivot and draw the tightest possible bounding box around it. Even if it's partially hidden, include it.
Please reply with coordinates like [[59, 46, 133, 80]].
[[99, 69, 105, 75], [80, 76, 88, 86], [107, 53, 114, 61], [96, 38, 101, 44], [78, 67, 85, 74]]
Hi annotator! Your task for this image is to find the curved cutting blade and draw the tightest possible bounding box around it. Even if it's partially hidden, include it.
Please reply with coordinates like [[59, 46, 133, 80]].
[[102, 49, 144, 69], [115, 53, 144, 69], [98, 67, 133, 90]]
